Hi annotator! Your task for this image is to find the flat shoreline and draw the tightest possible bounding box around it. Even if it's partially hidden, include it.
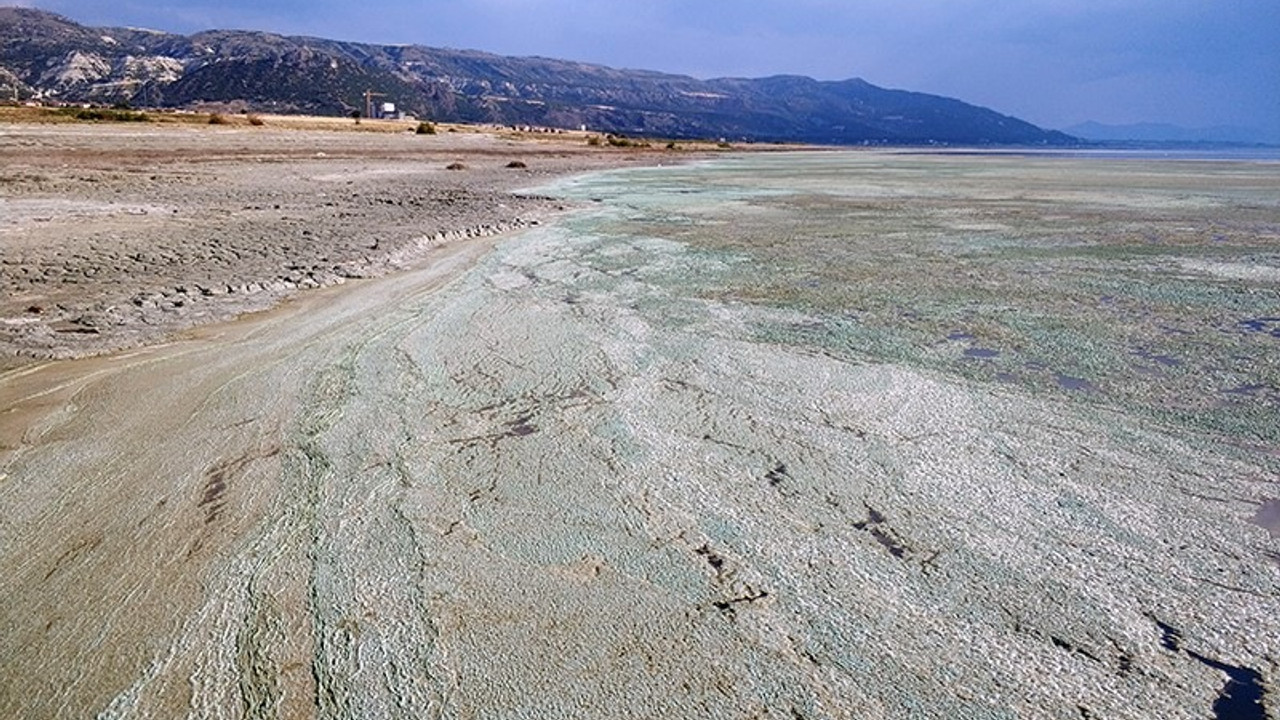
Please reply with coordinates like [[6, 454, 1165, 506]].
[[0, 120, 713, 369]]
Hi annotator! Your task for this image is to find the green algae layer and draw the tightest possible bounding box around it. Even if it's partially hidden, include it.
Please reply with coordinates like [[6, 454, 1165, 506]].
[[548, 151, 1280, 457]]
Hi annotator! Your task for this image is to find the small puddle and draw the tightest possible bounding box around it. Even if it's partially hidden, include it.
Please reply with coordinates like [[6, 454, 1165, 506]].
[[1239, 317, 1280, 338], [1056, 374, 1095, 392], [1252, 498, 1280, 538], [964, 347, 1000, 359], [1134, 348, 1181, 367], [1192, 652, 1267, 720], [1222, 385, 1268, 397], [947, 331, 974, 341]]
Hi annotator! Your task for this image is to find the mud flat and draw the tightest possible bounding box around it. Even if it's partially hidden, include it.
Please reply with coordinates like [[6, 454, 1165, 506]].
[[0, 121, 668, 367], [2, 150, 1279, 718]]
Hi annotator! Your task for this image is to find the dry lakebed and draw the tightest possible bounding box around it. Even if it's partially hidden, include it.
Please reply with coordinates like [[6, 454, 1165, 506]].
[[1, 123, 1279, 719]]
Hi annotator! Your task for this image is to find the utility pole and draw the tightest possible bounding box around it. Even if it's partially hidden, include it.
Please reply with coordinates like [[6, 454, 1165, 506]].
[[363, 89, 386, 120]]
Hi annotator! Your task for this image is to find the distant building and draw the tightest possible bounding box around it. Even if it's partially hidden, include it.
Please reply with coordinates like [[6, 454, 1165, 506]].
[[380, 102, 396, 118]]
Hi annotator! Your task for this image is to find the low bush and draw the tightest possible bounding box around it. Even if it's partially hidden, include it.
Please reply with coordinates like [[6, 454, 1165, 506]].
[[416, 121, 436, 135], [605, 134, 651, 148], [247, 114, 265, 126], [208, 113, 229, 125], [64, 108, 149, 122]]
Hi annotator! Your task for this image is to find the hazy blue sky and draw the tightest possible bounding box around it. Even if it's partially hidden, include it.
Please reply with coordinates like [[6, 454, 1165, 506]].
[[10, 0, 1280, 139]]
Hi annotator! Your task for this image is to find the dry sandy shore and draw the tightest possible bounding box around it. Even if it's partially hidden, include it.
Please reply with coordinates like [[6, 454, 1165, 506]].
[[0, 121, 667, 367]]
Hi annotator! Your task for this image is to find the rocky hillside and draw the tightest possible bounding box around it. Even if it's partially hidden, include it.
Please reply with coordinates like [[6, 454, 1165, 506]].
[[0, 7, 1075, 146]]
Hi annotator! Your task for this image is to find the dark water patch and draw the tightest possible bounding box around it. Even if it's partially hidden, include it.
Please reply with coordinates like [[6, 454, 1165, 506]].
[[1056, 374, 1095, 392], [711, 588, 769, 617], [1154, 619, 1183, 652], [852, 504, 911, 559], [1222, 384, 1268, 396], [964, 347, 1000, 359], [766, 462, 790, 488], [1133, 348, 1181, 367], [1252, 498, 1280, 538], [695, 544, 726, 572], [1099, 295, 1116, 306], [996, 372, 1018, 383], [1050, 635, 1103, 664], [1151, 617, 1267, 720], [1188, 651, 1267, 720], [505, 414, 538, 438], [1118, 653, 1134, 677], [947, 331, 974, 341], [1239, 317, 1280, 338]]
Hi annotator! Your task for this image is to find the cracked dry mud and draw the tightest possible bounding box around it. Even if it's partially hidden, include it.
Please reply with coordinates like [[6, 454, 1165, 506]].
[[2, 148, 1279, 719]]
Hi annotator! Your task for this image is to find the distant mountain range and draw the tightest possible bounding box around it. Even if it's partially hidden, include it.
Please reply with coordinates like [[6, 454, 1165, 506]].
[[0, 7, 1076, 146], [1063, 121, 1276, 146]]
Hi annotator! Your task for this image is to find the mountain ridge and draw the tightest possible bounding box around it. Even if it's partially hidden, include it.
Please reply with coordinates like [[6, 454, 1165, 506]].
[[0, 7, 1076, 146]]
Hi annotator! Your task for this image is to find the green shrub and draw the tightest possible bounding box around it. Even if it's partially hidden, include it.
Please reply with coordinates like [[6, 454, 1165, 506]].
[[416, 121, 436, 135], [64, 108, 149, 122], [604, 135, 650, 148], [586, 135, 602, 146]]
